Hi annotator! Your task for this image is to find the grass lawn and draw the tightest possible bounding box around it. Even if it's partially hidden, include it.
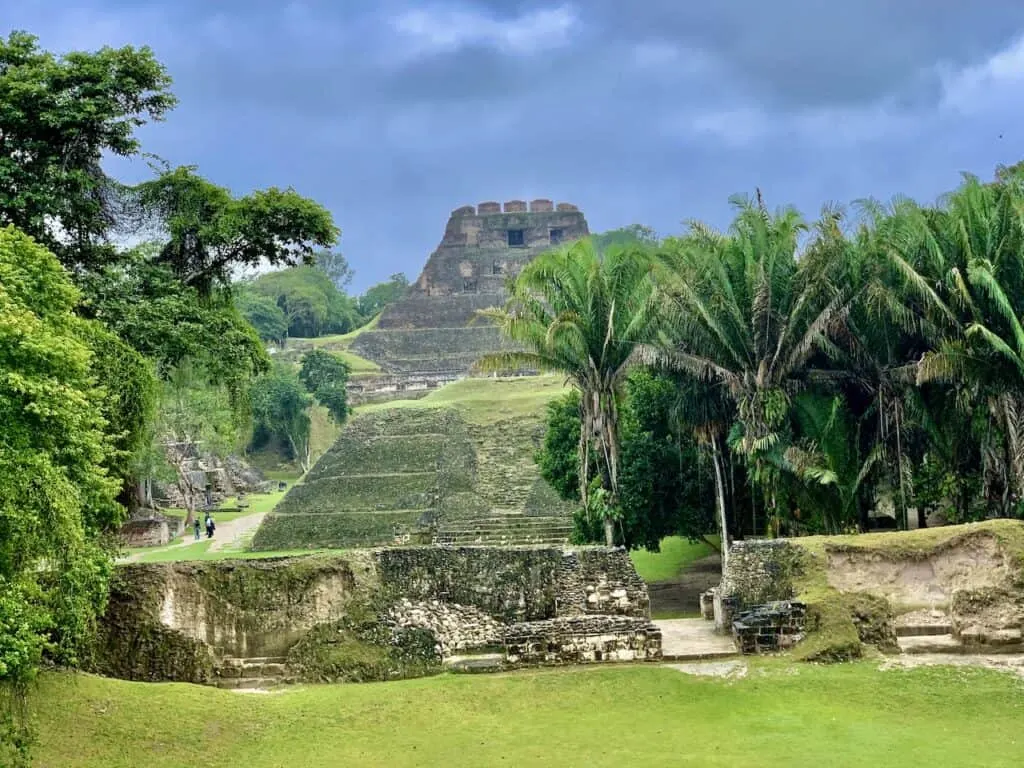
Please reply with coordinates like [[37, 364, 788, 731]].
[[30, 662, 1024, 767], [356, 374, 569, 425], [132, 541, 329, 563], [630, 535, 720, 583]]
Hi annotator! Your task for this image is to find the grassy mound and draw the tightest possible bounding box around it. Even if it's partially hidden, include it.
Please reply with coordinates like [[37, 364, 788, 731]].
[[30, 664, 1024, 767], [252, 376, 574, 550], [786, 520, 1024, 661]]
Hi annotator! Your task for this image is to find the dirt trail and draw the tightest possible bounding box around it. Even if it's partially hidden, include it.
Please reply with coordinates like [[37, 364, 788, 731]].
[[120, 511, 267, 562], [647, 554, 722, 616]]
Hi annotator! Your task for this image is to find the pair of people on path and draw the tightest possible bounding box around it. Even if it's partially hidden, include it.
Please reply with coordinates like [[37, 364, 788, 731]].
[[193, 513, 215, 540]]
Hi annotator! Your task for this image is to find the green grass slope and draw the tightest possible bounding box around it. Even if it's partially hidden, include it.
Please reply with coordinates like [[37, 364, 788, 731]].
[[251, 376, 572, 551], [32, 664, 1024, 768]]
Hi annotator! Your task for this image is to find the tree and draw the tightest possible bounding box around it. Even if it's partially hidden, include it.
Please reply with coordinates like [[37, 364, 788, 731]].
[[591, 224, 659, 254], [0, 227, 121, 762], [357, 273, 409, 318], [0, 31, 175, 271], [874, 169, 1024, 516], [537, 372, 716, 550], [78, 249, 269, 418], [316, 250, 355, 290], [235, 291, 289, 345], [243, 265, 359, 338], [656, 195, 860, 554], [155, 362, 237, 525], [477, 239, 663, 545], [251, 365, 314, 471], [299, 350, 351, 424], [76, 320, 159, 515], [127, 165, 340, 296]]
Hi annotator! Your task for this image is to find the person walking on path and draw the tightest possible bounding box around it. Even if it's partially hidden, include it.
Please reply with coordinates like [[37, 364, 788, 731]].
[[193, 517, 201, 541], [205, 513, 215, 539]]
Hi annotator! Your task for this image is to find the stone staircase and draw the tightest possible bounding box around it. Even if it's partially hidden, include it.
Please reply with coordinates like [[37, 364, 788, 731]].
[[213, 656, 294, 690], [433, 514, 573, 546], [896, 612, 1023, 655]]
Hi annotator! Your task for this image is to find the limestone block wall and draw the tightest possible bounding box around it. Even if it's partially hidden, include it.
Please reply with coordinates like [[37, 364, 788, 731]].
[[96, 546, 655, 682], [720, 540, 801, 608], [504, 616, 661, 665]]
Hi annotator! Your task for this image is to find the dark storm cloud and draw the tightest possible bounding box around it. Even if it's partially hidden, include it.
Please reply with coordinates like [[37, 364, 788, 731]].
[[5, 1, 1024, 289]]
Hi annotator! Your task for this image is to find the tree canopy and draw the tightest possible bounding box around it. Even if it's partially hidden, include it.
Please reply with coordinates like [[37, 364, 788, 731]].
[[127, 165, 340, 296], [0, 228, 121, 744], [0, 31, 175, 271]]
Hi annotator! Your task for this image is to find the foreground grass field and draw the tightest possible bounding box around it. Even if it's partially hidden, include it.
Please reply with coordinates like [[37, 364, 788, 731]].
[[30, 663, 1024, 767]]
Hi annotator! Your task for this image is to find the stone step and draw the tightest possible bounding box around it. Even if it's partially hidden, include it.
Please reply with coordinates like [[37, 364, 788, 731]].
[[899, 634, 965, 654], [896, 624, 953, 637], [214, 676, 296, 690], [434, 528, 571, 538], [219, 655, 287, 667], [440, 517, 571, 528], [661, 649, 740, 663], [444, 653, 506, 673], [899, 633, 1024, 655], [433, 537, 570, 547], [437, 526, 573, 538]]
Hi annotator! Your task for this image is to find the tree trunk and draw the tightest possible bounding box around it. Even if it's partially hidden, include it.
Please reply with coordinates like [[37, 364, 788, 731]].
[[710, 434, 730, 574], [603, 515, 614, 547]]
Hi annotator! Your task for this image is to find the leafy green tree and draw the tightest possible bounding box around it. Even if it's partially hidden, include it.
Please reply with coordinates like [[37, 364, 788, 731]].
[[251, 366, 314, 471], [127, 165, 339, 296], [538, 372, 716, 550], [78, 250, 269, 418], [0, 31, 175, 271], [357, 273, 409, 318], [77, 320, 159, 514], [235, 291, 289, 345], [155, 363, 238, 524], [0, 227, 121, 762], [478, 239, 663, 545], [315, 250, 355, 290], [244, 266, 359, 338], [591, 224, 659, 254], [299, 350, 351, 424]]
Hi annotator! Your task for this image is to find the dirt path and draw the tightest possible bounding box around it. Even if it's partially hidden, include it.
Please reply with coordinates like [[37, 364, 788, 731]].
[[647, 553, 722, 616], [208, 511, 267, 552], [120, 511, 267, 562]]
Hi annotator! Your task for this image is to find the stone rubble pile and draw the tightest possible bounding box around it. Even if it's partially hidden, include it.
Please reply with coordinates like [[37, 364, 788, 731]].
[[387, 598, 504, 655]]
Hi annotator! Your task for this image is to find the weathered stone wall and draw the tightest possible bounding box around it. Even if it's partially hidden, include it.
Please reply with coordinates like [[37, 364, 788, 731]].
[[119, 515, 182, 548], [96, 545, 653, 683], [721, 540, 801, 607], [504, 616, 661, 665], [556, 548, 650, 617]]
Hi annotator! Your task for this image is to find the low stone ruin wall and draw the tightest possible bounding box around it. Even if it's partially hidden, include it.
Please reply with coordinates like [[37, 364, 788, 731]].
[[94, 545, 657, 685], [504, 616, 661, 665], [710, 523, 1024, 658], [732, 601, 806, 654], [119, 514, 183, 548]]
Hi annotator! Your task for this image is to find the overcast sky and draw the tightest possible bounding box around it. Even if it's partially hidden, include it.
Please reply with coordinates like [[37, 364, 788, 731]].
[[7, 1, 1024, 290]]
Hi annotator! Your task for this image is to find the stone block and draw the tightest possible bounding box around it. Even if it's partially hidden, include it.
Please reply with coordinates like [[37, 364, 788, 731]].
[[556, 203, 579, 211], [503, 200, 527, 213], [477, 201, 501, 214], [529, 199, 554, 212]]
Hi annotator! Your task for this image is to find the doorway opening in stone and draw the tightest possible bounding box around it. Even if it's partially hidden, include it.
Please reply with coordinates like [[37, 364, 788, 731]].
[[507, 229, 525, 247], [550, 228, 563, 245], [646, 552, 722, 620]]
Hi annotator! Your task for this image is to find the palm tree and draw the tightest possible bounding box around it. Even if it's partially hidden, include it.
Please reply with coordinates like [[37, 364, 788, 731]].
[[871, 168, 1024, 515], [475, 238, 663, 545], [654, 193, 860, 540]]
